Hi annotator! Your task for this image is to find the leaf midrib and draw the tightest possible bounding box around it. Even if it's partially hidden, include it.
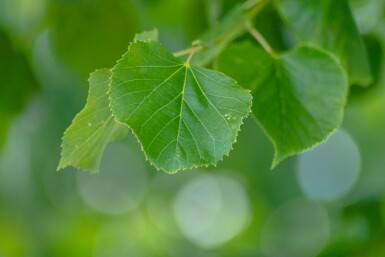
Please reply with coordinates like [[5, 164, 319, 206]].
[[172, 65, 189, 170]]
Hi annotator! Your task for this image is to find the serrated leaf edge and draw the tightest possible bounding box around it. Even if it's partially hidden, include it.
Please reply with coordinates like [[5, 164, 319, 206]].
[[108, 41, 252, 173], [260, 44, 349, 169], [57, 68, 116, 173]]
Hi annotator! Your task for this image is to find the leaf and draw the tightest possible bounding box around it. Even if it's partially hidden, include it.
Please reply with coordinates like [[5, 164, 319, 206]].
[[216, 43, 348, 167], [275, 0, 372, 86], [215, 42, 273, 91], [58, 69, 127, 173], [349, 0, 385, 33], [134, 29, 159, 42], [109, 40, 252, 173]]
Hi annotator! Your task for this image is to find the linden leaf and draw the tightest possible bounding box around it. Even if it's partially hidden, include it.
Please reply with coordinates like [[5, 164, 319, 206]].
[[216, 43, 348, 167], [275, 0, 372, 86], [109, 41, 252, 173], [58, 69, 127, 173], [134, 29, 158, 42]]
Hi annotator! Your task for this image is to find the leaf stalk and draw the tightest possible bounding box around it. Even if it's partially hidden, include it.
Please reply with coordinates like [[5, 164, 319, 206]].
[[173, 46, 203, 58], [245, 21, 277, 57], [173, 0, 270, 59]]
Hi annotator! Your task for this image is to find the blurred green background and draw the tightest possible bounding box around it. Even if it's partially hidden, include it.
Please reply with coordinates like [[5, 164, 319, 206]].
[[1, 0, 385, 256]]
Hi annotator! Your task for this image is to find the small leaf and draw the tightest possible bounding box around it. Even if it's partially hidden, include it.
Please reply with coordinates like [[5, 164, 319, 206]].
[[109, 41, 252, 173], [275, 0, 372, 86], [58, 69, 127, 173], [216, 43, 348, 167], [134, 29, 159, 42]]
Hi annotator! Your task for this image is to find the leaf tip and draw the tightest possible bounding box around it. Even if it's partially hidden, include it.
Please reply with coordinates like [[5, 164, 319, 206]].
[[270, 151, 286, 170]]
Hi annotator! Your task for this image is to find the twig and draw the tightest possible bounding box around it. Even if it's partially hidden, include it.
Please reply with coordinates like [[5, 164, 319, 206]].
[[245, 21, 277, 56], [173, 46, 202, 57]]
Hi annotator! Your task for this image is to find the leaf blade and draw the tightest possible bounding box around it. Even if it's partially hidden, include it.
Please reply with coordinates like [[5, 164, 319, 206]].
[[109, 41, 252, 173], [216, 43, 348, 167], [58, 69, 127, 173], [275, 0, 372, 86], [134, 29, 159, 42]]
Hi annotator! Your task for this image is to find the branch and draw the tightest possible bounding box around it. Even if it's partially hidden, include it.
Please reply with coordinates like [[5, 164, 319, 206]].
[[173, 0, 270, 59]]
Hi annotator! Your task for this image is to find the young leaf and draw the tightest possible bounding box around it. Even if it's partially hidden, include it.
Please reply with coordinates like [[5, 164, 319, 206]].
[[109, 41, 252, 173], [275, 0, 372, 86], [58, 69, 127, 173], [216, 43, 348, 167]]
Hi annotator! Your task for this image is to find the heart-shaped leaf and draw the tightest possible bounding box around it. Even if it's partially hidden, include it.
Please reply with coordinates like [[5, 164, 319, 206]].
[[216, 42, 348, 167], [109, 41, 252, 173]]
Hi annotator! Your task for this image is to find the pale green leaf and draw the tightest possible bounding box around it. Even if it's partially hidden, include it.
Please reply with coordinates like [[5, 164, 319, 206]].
[[349, 0, 385, 33], [134, 29, 158, 42], [109, 41, 252, 173], [275, 0, 372, 86], [216, 43, 348, 167], [58, 69, 127, 173]]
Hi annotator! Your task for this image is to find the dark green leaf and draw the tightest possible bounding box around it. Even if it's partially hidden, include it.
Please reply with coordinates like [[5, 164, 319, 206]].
[[109, 40, 252, 173], [216, 43, 348, 167], [275, 0, 372, 86]]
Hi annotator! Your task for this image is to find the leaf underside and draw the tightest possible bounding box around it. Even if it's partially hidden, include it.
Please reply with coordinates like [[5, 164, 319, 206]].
[[109, 40, 252, 173], [58, 69, 127, 173], [216, 42, 348, 167]]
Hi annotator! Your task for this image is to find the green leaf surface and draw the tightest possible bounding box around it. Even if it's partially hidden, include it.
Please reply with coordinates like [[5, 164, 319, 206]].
[[109, 41, 252, 173], [134, 29, 159, 42], [58, 69, 127, 173], [216, 43, 348, 167], [215, 42, 273, 91], [275, 0, 372, 86]]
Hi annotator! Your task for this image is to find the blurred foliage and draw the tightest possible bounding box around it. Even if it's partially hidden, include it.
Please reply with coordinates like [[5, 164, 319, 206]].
[[0, 28, 38, 147], [49, 0, 140, 75], [0, 0, 385, 256]]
